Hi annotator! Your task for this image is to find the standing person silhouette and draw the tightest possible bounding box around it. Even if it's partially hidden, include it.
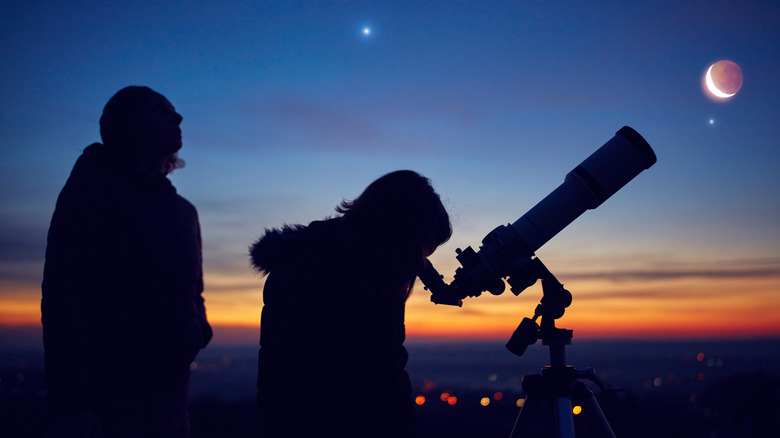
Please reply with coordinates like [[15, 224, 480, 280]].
[[250, 170, 452, 437], [42, 86, 212, 438]]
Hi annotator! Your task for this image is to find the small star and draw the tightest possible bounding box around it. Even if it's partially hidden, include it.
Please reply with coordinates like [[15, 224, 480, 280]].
[[709, 119, 715, 125]]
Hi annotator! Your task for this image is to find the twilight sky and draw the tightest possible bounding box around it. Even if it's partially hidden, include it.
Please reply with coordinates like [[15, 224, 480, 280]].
[[2, 1, 779, 345]]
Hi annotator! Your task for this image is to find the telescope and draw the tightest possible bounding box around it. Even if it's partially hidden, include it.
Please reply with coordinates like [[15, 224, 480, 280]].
[[419, 126, 657, 306]]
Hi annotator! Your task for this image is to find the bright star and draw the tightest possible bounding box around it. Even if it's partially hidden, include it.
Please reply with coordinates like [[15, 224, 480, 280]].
[[709, 118, 715, 125], [363, 27, 371, 36]]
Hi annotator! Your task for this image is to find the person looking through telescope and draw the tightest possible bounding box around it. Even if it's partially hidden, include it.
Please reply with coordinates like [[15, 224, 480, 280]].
[[250, 170, 452, 437]]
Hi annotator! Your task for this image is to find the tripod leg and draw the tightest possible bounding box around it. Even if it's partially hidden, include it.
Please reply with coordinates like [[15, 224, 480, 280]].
[[553, 395, 576, 438], [510, 396, 575, 438], [571, 382, 616, 438], [510, 397, 553, 438]]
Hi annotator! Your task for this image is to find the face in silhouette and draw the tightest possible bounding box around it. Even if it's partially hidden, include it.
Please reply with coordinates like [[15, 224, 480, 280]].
[[133, 93, 184, 154]]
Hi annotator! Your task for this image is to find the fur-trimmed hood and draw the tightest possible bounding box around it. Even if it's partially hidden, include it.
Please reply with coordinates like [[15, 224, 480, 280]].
[[249, 224, 306, 275], [249, 219, 342, 276]]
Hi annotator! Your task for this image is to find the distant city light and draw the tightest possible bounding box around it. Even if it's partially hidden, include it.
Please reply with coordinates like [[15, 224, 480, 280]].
[[516, 399, 525, 407], [493, 392, 503, 401], [440, 392, 451, 402], [421, 380, 436, 393], [572, 405, 582, 415], [415, 395, 426, 406], [480, 397, 490, 407], [447, 396, 458, 405]]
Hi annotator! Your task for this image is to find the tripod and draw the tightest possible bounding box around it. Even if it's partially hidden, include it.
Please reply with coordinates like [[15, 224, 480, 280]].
[[505, 259, 616, 438]]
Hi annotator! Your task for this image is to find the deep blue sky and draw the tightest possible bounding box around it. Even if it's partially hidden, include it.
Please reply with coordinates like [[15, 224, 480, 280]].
[[2, 1, 779, 339]]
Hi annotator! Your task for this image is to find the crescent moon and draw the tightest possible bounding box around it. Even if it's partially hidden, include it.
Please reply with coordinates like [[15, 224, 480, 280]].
[[706, 65, 736, 98]]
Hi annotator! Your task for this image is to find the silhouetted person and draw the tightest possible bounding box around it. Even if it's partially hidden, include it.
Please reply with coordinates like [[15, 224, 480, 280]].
[[41, 86, 212, 438], [250, 170, 452, 437]]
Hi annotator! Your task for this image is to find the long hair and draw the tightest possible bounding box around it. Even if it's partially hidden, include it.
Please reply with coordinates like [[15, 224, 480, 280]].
[[337, 170, 452, 299]]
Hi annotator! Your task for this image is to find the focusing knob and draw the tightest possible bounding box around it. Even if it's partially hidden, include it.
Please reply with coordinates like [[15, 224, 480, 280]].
[[487, 278, 506, 295]]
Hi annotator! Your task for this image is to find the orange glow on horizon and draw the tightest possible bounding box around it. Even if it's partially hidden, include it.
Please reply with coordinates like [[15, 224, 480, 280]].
[[2, 265, 779, 343], [402, 275, 780, 340], [0, 300, 41, 326]]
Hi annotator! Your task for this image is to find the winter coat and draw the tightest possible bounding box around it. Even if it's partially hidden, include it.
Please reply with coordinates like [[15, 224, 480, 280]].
[[41, 143, 212, 420], [250, 218, 417, 437]]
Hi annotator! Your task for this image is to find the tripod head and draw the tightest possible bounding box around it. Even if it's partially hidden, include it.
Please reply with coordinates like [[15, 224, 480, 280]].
[[505, 258, 573, 357], [503, 261, 620, 438]]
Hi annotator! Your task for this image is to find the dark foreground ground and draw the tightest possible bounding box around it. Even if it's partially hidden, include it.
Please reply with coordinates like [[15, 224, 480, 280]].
[[3, 339, 779, 437]]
